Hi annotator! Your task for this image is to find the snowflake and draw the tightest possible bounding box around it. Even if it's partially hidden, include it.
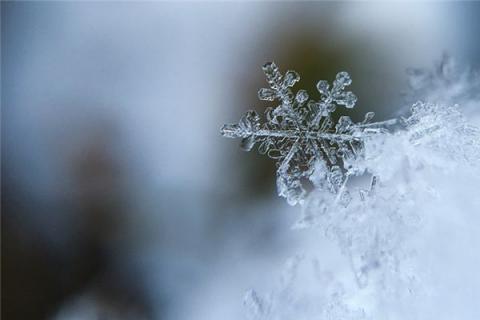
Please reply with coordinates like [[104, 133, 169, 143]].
[[221, 59, 480, 320], [221, 62, 395, 205]]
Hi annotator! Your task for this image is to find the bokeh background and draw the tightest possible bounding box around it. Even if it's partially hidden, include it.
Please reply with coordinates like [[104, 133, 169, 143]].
[[2, 2, 480, 320]]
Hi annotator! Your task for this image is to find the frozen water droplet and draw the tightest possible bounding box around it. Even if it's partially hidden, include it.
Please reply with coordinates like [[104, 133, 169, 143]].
[[220, 124, 240, 138], [262, 61, 277, 74], [239, 110, 260, 132], [262, 62, 282, 85], [258, 88, 277, 101], [316, 80, 330, 96], [335, 71, 352, 87], [283, 70, 300, 87], [342, 92, 357, 108], [295, 90, 309, 103]]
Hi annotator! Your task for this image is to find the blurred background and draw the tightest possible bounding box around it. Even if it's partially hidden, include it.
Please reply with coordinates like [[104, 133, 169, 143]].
[[2, 2, 480, 320]]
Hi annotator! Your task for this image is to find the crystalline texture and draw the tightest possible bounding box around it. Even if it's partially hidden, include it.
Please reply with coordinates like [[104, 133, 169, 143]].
[[405, 54, 480, 116], [221, 62, 393, 205], [403, 101, 480, 163], [222, 59, 480, 320]]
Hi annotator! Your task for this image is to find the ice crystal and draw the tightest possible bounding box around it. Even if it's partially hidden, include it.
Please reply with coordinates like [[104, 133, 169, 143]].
[[221, 60, 480, 320], [221, 62, 396, 205], [295, 100, 480, 292]]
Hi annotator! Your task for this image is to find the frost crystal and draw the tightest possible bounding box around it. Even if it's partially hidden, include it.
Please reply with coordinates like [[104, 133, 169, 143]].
[[221, 62, 396, 205], [220, 59, 480, 320]]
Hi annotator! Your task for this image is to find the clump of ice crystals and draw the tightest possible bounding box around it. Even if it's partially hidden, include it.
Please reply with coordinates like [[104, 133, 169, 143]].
[[405, 54, 480, 116], [221, 61, 480, 320], [403, 102, 480, 164], [221, 62, 396, 205], [243, 255, 369, 320]]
